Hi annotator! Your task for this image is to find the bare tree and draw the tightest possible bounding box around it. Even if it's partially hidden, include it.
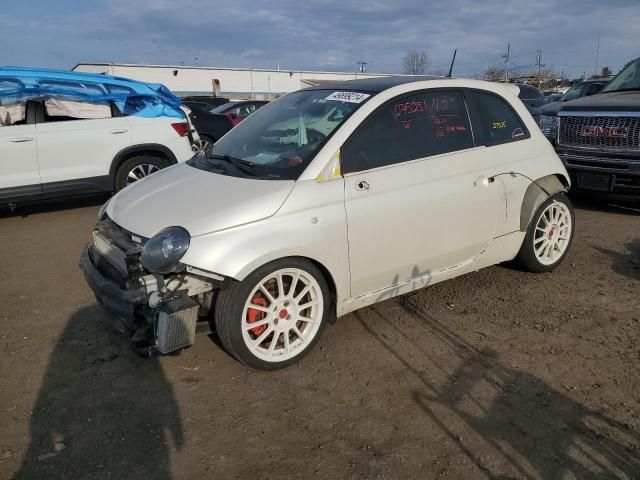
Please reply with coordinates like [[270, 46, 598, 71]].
[[619, 59, 635, 73], [483, 65, 505, 82], [403, 51, 428, 75], [600, 66, 612, 77]]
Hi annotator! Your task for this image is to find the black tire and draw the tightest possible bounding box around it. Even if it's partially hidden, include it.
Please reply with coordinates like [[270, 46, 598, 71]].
[[213, 258, 330, 370], [198, 135, 215, 154], [516, 192, 575, 273], [114, 155, 171, 191]]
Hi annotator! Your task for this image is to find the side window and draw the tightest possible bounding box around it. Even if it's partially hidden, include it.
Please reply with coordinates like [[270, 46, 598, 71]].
[[0, 100, 26, 127], [238, 104, 256, 117], [342, 90, 473, 173], [43, 98, 112, 123], [0, 78, 27, 127], [468, 91, 528, 145]]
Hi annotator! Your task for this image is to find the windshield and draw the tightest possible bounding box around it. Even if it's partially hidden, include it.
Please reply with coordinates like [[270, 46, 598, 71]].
[[200, 89, 371, 179], [603, 58, 640, 92], [561, 84, 586, 101]]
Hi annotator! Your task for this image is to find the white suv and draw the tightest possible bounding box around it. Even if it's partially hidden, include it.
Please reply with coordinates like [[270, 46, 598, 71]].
[[82, 77, 574, 370], [0, 69, 195, 207]]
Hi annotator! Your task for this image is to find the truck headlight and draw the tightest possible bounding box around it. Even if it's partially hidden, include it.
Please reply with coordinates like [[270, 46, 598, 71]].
[[539, 115, 558, 138], [141, 226, 190, 273]]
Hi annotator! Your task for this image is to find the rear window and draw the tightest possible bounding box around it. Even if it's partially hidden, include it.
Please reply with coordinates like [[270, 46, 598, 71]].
[[517, 86, 540, 100], [44, 98, 112, 122], [468, 91, 528, 145], [0, 100, 26, 126]]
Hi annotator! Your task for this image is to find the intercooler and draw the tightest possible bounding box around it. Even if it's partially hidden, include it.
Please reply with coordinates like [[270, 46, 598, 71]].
[[155, 297, 199, 354]]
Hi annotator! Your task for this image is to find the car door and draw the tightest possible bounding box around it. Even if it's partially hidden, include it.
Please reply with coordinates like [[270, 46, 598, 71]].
[[0, 99, 41, 195], [35, 98, 131, 190], [342, 89, 503, 298]]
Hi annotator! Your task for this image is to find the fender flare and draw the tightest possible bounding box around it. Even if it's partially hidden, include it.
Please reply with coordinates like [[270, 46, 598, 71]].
[[109, 144, 179, 177], [519, 174, 569, 231]]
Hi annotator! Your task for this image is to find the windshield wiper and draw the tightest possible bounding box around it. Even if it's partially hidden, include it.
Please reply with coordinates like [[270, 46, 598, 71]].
[[208, 154, 256, 176]]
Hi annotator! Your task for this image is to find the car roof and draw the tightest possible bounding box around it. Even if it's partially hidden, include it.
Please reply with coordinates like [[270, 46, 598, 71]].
[[303, 75, 444, 93]]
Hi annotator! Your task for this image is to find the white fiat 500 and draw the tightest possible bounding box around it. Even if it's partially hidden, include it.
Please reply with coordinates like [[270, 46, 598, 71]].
[[81, 77, 575, 370]]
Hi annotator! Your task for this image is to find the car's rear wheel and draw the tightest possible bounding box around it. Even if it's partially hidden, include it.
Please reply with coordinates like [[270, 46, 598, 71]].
[[516, 192, 575, 272], [114, 156, 171, 191], [213, 258, 329, 370]]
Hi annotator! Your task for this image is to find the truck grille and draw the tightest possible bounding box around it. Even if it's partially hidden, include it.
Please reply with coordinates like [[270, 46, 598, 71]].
[[558, 116, 640, 151]]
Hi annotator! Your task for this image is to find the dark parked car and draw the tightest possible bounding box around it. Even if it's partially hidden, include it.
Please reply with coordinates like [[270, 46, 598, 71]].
[[550, 57, 640, 200], [539, 80, 609, 138], [187, 100, 269, 151], [515, 83, 544, 123], [181, 95, 229, 108], [542, 80, 608, 112]]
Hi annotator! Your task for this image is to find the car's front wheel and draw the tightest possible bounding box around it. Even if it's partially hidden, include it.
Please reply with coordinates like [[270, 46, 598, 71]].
[[516, 192, 575, 272], [213, 258, 329, 370]]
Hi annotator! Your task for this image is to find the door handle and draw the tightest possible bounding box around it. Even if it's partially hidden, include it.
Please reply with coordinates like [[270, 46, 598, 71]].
[[355, 180, 370, 191], [8, 136, 34, 143], [110, 129, 128, 134]]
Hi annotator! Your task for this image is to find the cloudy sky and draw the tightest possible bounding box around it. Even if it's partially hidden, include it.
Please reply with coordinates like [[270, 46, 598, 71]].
[[2, 0, 639, 79]]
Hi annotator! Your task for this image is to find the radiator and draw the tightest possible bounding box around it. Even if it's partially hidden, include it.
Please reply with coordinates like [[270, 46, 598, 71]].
[[155, 297, 199, 354]]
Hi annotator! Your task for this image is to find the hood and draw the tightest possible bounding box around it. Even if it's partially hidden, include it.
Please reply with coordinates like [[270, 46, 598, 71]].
[[107, 162, 295, 238], [556, 90, 640, 113], [540, 101, 563, 115]]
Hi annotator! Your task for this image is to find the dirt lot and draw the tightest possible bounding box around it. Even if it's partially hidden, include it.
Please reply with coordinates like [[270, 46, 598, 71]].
[[0, 196, 639, 480]]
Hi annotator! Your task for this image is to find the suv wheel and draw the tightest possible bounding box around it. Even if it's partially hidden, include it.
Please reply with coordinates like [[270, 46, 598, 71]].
[[198, 135, 215, 154], [213, 258, 330, 370], [114, 156, 171, 191], [516, 192, 575, 272]]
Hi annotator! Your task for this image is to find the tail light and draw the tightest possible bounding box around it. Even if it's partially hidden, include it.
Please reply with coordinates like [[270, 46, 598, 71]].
[[171, 122, 189, 137], [225, 113, 242, 127]]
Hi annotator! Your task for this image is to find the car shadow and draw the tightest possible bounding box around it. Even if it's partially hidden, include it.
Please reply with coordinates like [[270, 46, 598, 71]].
[[569, 193, 640, 216], [593, 239, 640, 281], [0, 194, 109, 219], [12, 306, 183, 480], [354, 296, 640, 479]]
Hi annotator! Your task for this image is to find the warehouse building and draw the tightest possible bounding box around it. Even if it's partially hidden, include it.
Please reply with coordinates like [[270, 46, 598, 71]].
[[73, 63, 393, 99]]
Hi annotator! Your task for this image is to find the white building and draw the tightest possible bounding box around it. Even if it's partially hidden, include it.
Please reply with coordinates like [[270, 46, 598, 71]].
[[73, 63, 394, 99]]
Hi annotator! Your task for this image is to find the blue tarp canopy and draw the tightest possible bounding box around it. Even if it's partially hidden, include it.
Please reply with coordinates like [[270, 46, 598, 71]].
[[0, 66, 184, 119]]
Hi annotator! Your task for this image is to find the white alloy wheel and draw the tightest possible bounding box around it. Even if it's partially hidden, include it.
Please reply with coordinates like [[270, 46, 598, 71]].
[[532, 200, 572, 266], [241, 268, 324, 363], [126, 163, 161, 184]]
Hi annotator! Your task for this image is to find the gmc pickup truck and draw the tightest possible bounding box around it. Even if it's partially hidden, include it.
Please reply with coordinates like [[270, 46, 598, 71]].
[[547, 57, 640, 200]]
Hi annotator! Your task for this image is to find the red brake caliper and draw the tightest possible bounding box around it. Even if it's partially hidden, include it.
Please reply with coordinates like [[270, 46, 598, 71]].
[[247, 294, 268, 336]]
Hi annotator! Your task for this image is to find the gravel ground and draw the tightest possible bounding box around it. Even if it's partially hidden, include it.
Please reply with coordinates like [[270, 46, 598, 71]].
[[0, 196, 639, 480]]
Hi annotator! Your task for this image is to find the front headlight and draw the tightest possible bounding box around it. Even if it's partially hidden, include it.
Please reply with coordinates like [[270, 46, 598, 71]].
[[141, 226, 191, 273], [539, 115, 558, 138]]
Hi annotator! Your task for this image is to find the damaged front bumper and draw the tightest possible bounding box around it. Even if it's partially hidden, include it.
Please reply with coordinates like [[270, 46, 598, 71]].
[[80, 227, 220, 356]]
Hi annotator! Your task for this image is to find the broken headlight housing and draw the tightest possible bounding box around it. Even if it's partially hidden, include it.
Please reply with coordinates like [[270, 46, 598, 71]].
[[98, 198, 111, 221], [141, 226, 190, 273]]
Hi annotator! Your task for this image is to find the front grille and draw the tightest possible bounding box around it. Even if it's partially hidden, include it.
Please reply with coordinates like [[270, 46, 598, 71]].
[[558, 115, 640, 151]]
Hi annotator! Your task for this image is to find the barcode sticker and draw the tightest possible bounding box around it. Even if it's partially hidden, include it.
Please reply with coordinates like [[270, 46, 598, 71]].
[[325, 91, 370, 103]]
